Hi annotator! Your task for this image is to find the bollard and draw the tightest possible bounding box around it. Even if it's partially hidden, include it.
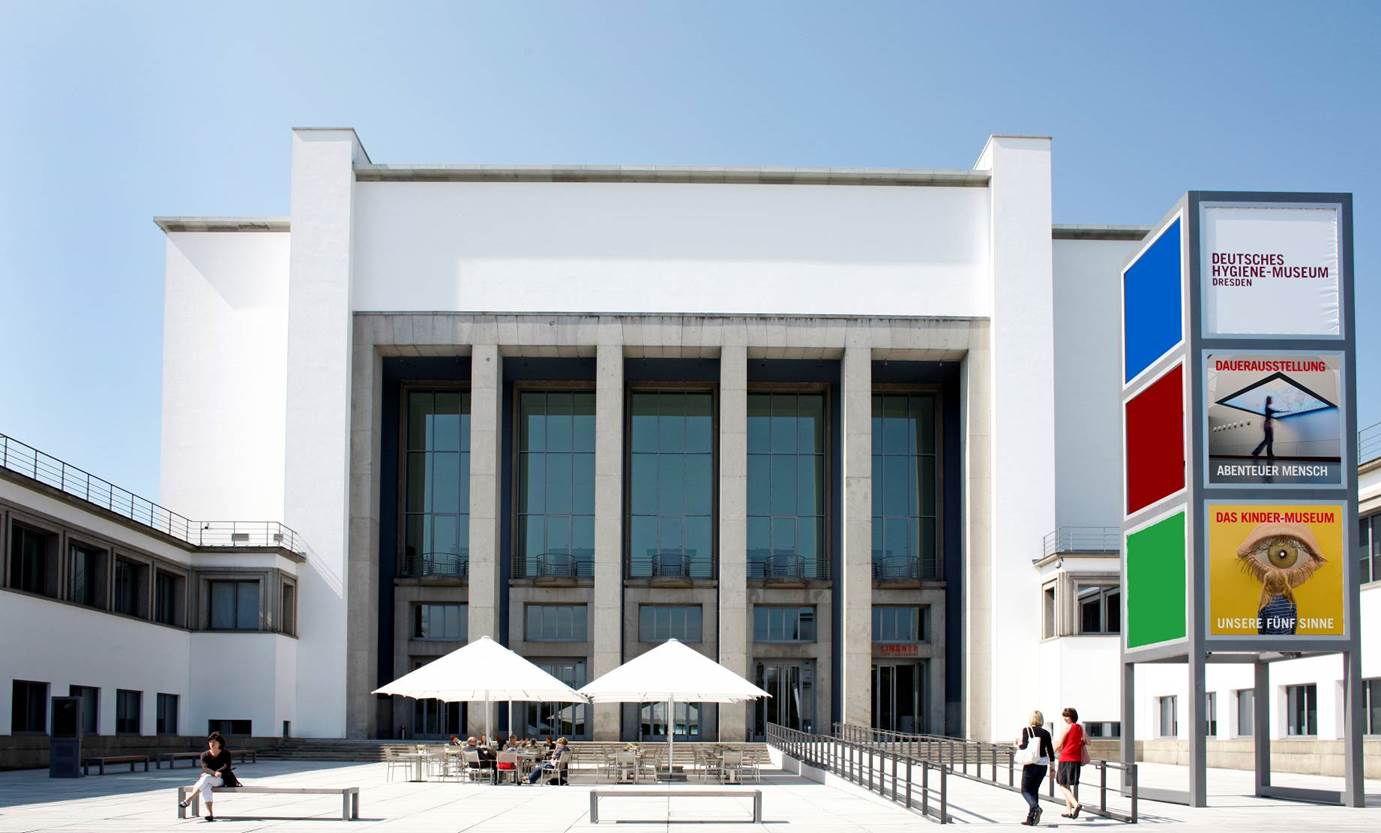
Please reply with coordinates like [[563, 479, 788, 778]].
[[922, 760, 930, 816]]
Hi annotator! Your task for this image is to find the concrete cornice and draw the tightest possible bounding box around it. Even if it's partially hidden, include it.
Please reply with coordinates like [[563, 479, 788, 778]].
[[1052, 224, 1152, 241], [353, 164, 990, 187], [153, 217, 290, 233]]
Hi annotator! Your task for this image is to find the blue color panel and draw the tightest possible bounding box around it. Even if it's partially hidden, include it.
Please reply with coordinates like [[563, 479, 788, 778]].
[[1123, 218, 1183, 383]]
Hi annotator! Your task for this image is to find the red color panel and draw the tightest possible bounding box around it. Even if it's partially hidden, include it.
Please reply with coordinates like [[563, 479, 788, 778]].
[[1125, 363, 1185, 515]]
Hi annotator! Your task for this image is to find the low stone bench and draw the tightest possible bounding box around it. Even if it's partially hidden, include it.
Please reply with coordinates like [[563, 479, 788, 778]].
[[589, 789, 761, 824], [177, 786, 359, 821], [81, 755, 149, 775]]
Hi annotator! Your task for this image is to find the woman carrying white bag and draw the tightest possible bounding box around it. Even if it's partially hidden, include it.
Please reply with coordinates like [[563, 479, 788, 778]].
[[1014, 710, 1055, 826]]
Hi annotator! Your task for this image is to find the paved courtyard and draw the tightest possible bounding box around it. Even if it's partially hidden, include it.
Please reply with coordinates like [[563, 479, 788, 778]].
[[0, 755, 1376, 832]]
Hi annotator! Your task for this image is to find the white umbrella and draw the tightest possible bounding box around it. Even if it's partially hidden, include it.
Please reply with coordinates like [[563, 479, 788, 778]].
[[579, 639, 770, 779], [373, 636, 587, 740]]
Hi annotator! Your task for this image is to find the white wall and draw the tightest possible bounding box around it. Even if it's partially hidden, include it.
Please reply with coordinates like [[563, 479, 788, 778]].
[[1036, 635, 1122, 733], [350, 181, 991, 317], [160, 231, 289, 521], [1053, 238, 1142, 528], [189, 632, 296, 737]]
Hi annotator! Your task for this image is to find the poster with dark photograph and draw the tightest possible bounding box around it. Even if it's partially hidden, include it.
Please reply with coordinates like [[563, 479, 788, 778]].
[[1205, 353, 1344, 486]]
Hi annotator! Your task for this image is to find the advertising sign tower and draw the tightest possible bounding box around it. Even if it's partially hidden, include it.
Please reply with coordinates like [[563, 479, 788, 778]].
[[1118, 192, 1362, 807]]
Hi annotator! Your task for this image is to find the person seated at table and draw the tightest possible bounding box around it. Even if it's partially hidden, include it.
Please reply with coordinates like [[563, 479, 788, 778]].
[[542, 736, 556, 752], [449, 735, 463, 746], [464, 736, 495, 769], [504, 734, 521, 750], [526, 737, 570, 785]]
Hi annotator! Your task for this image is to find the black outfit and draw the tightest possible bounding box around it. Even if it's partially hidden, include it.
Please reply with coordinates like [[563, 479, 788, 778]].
[[1017, 727, 1054, 818], [1252, 405, 1276, 459], [1057, 760, 1082, 787], [201, 749, 241, 788], [467, 746, 496, 769]]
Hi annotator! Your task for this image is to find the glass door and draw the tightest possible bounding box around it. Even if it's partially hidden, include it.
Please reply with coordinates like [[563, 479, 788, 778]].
[[871, 660, 927, 734], [523, 659, 589, 739], [412, 699, 463, 739], [752, 659, 816, 738]]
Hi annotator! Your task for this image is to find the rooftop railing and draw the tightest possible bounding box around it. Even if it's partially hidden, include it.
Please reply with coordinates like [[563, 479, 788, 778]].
[[1362, 420, 1381, 465], [0, 432, 305, 554], [1040, 526, 1121, 559]]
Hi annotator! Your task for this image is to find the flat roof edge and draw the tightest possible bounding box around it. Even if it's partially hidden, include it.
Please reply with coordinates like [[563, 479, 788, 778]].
[[1052, 224, 1151, 241], [353, 164, 990, 187], [154, 217, 290, 233]]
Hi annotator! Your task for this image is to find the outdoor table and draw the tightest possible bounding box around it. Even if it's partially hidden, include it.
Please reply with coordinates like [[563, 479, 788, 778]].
[[397, 751, 432, 782]]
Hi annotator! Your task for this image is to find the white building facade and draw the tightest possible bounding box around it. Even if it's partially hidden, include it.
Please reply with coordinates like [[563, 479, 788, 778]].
[[1, 128, 1376, 763]]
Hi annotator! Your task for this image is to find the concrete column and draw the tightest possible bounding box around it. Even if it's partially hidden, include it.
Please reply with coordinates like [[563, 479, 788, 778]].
[[717, 345, 749, 740], [592, 343, 624, 740], [467, 344, 502, 736], [962, 326, 993, 740], [839, 346, 872, 727], [283, 128, 368, 738]]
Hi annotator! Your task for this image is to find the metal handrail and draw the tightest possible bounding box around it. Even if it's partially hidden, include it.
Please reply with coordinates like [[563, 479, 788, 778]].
[[1040, 527, 1121, 558], [872, 556, 938, 580], [1362, 420, 1381, 465], [0, 432, 305, 554], [402, 552, 469, 578], [766, 722, 949, 823], [831, 723, 1137, 823], [627, 549, 714, 580], [747, 552, 829, 581]]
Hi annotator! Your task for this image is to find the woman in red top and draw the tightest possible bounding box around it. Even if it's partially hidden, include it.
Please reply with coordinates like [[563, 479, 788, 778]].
[[1055, 707, 1086, 818]]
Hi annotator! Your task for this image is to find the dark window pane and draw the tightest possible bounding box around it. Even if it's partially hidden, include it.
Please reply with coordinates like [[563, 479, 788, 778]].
[[747, 455, 770, 516], [685, 394, 713, 453], [747, 395, 771, 453], [771, 394, 797, 454], [630, 394, 659, 452], [630, 454, 657, 514], [657, 455, 685, 514], [573, 453, 595, 515], [798, 395, 824, 454], [546, 453, 572, 514], [573, 393, 596, 452], [520, 453, 545, 513], [236, 582, 259, 630], [659, 394, 685, 452], [210, 582, 235, 629]]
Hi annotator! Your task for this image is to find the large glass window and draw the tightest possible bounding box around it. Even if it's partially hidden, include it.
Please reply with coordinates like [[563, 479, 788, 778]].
[[209, 580, 260, 630], [517, 391, 595, 579], [1286, 683, 1317, 736], [70, 685, 99, 735], [67, 543, 107, 609], [113, 557, 148, 618], [1077, 584, 1121, 634], [404, 390, 471, 577], [1236, 689, 1255, 736], [639, 605, 702, 643], [871, 394, 938, 580], [154, 570, 184, 627], [524, 659, 588, 739], [872, 606, 928, 643], [11, 680, 47, 733], [753, 605, 816, 642], [628, 391, 714, 578], [413, 603, 468, 641], [10, 523, 58, 597], [157, 693, 179, 735], [747, 392, 826, 580], [525, 604, 587, 642], [115, 689, 141, 735]]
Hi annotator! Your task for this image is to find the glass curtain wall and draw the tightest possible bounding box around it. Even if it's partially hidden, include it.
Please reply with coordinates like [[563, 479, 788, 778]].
[[403, 391, 471, 577], [517, 391, 595, 578], [628, 391, 714, 578], [871, 394, 939, 580], [747, 392, 826, 579]]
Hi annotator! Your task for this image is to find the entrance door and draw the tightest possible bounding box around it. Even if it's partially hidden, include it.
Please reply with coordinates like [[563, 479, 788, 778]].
[[412, 699, 463, 739], [871, 661, 927, 734], [752, 659, 816, 738]]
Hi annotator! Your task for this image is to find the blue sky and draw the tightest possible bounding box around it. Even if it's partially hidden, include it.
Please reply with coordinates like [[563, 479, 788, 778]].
[[1, 1, 1377, 501]]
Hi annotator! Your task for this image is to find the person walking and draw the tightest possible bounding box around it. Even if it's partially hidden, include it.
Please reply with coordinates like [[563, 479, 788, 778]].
[[1014, 711, 1055, 826], [1055, 707, 1086, 819], [177, 731, 240, 822], [1251, 396, 1276, 461]]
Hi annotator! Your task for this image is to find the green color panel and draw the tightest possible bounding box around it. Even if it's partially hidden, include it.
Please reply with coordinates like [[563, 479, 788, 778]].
[[1125, 511, 1187, 649]]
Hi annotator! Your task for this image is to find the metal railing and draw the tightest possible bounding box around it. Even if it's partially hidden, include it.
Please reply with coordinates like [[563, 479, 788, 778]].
[[0, 432, 305, 553], [401, 552, 469, 578], [628, 549, 714, 580], [767, 722, 949, 823], [513, 552, 594, 579], [832, 724, 1137, 823], [871, 556, 938, 581], [1041, 527, 1121, 558], [1362, 420, 1381, 465], [748, 552, 829, 581]]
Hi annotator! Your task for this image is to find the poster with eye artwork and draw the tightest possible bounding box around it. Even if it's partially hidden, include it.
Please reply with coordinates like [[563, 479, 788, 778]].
[[1207, 503, 1346, 637]]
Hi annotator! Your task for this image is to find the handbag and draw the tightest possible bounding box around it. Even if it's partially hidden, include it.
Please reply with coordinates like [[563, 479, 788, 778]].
[[1014, 728, 1041, 766], [1078, 737, 1091, 766]]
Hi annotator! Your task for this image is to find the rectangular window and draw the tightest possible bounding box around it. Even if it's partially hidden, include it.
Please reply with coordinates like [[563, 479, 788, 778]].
[[753, 606, 817, 643], [208, 580, 260, 630], [10, 523, 58, 597], [627, 390, 715, 579], [1076, 584, 1121, 634], [871, 393, 939, 580], [12, 680, 48, 733], [69, 685, 99, 735], [1084, 721, 1121, 738], [1358, 516, 1372, 585], [281, 583, 296, 635], [412, 602, 468, 641], [638, 605, 703, 643], [516, 391, 596, 579], [403, 390, 471, 578], [747, 392, 827, 580], [1205, 691, 1218, 736], [1286, 683, 1317, 736], [154, 570, 184, 627], [157, 693, 179, 735], [1157, 695, 1177, 737], [207, 719, 252, 736], [115, 690, 141, 735], [1364, 678, 1380, 735], [525, 604, 588, 642], [67, 542, 107, 609], [639, 700, 700, 740], [1042, 585, 1056, 639], [113, 557, 149, 617], [871, 606, 928, 643], [1236, 689, 1255, 736]]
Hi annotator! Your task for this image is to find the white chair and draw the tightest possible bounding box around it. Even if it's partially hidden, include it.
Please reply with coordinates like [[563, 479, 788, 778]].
[[461, 749, 491, 783], [384, 748, 412, 782]]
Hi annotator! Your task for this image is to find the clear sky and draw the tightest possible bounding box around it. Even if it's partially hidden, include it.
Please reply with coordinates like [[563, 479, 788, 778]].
[[1, 0, 1377, 501]]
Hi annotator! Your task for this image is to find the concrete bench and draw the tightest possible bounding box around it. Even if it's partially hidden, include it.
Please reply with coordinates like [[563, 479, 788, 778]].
[[81, 755, 149, 775], [177, 786, 359, 821], [158, 749, 257, 769], [589, 789, 761, 824]]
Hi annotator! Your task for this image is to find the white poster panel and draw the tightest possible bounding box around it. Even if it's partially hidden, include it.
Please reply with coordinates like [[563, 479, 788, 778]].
[[1201, 203, 1341, 337]]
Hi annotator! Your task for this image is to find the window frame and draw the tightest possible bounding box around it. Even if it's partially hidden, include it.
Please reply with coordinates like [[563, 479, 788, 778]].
[[115, 689, 141, 736], [412, 601, 468, 641], [7, 515, 61, 599], [753, 605, 818, 643], [870, 605, 928, 644], [1041, 582, 1057, 640], [66, 538, 109, 610], [111, 553, 152, 619], [638, 604, 704, 643], [1157, 695, 1178, 738], [1364, 677, 1380, 736], [11, 680, 49, 734], [1235, 688, 1255, 737], [156, 692, 179, 735], [1285, 683, 1318, 737], [745, 382, 832, 583], [623, 383, 719, 581], [510, 382, 598, 581], [397, 382, 474, 581], [870, 384, 944, 583], [524, 603, 589, 643], [153, 567, 188, 628], [204, 577, 263, 631], [1074, 582, 1121, 635]]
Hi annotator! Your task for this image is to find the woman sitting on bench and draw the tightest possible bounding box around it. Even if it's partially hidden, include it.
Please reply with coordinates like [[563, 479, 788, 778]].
[[178, 731, 241, 821]]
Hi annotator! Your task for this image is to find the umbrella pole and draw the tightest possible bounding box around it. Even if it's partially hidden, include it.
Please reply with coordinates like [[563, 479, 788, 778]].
[[508, 701, 513, 738]]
